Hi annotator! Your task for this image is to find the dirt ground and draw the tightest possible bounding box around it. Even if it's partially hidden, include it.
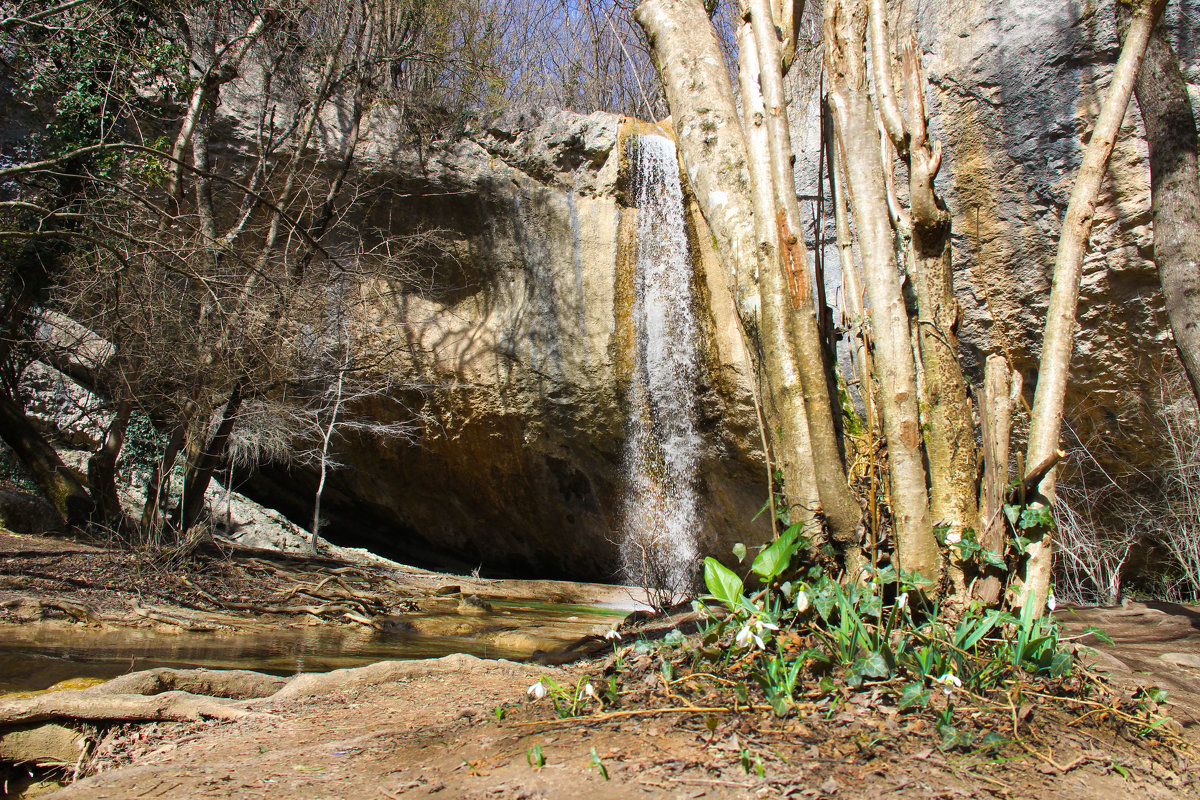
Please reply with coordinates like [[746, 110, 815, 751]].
[[2, 532, 1199, 799], [35, 644, 1198, 800]]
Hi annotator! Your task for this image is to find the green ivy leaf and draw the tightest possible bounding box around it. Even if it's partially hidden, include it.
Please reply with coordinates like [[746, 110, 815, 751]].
[[898, 682, 930, 710], [859, 650, 892, 679]]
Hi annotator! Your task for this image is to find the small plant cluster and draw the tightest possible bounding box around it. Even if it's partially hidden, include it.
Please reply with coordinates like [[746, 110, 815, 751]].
[[694, 524, 1114, 748]]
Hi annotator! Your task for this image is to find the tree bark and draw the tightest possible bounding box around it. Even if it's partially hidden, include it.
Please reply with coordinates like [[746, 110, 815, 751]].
[[894, 36, 979, 592], [638, 0, 828, 536], [0, 392, 92, 526], [975, 356, 1020, 605], [1019, 0, 1167, 613], [176, 381, 245, 534], [87, 399, 132, 528], [825, 0, 937, 584], [1127, 14, 1200, 404], [635, 0, 761, 323], [747, 0, 863, 567], [734, 12, 823, 533]]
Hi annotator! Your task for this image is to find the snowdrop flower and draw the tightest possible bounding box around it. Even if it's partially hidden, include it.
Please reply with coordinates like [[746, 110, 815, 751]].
[[735, 618, 779, 650], [527, 681, 547, 700], [896, 592, 909, 611], [1047, 593, 1058, 612], [795, 590, 810, 613], [604, 628, 621, 640], [934, 673, 962, 696], [583, 683, 596, 698]]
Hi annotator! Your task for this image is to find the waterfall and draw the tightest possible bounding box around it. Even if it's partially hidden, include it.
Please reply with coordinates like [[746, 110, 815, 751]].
[[620, 134, 704, 596]]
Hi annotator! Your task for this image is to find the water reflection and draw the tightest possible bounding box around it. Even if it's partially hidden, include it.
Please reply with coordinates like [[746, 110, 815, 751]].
[[0, 599, 624, 693]]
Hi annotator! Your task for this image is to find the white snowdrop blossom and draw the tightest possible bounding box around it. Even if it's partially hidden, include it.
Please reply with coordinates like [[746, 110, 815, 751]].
[[736, 618, 779, 650], [583, 683, 596, 698], [604, 628, 621, 640], [934, 673, 962, 696], [527, 681, 548, 700], [795, 590, 810, 613], [896, 592, 908, 610], [1047, 593, 1058, 612]]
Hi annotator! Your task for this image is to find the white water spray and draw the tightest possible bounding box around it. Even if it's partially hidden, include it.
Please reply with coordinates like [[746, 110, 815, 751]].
[[620, 134, 704, 595]]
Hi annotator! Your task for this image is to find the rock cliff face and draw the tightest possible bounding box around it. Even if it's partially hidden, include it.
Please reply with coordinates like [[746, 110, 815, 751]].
[[241, 110, 770, 580], [241, 0, 1199, 579], [785, 0, 1199, 476]]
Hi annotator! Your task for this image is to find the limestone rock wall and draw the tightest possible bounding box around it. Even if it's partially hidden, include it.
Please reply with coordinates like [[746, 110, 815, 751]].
[[241, 110, 770, 580], [788, 0, 1200, 478]]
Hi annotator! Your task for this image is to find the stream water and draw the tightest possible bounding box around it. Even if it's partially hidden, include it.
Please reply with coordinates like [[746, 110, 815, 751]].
[[620, 133, 704, 596], [0, 599, 626, 695]]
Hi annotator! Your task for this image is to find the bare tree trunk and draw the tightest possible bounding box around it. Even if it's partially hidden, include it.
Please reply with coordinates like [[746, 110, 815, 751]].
[[635, 0, 760, 323], [311, 370, 346, 553], [141, 414, 190, 546], [894, 36, 979, 595], [825, 0, 936, 584], [1019, 0, 1167, 613], [1126, 13, 1200, 404], [747, 0, 863, 565], [975, 356, 1019, 605], [734, 12, 822, 533], [176, 381, 245, 535], [832, 138, 876, 431], [637, 0, 828, 536], [87, 399, 132, 528], [0, 392, 92, 525]]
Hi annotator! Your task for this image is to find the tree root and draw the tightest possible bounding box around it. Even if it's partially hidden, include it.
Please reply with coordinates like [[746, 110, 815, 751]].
[[0, 690, 260, 728]]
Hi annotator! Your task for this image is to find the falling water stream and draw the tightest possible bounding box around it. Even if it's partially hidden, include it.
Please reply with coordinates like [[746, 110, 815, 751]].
[[620, 134, 704, 595]]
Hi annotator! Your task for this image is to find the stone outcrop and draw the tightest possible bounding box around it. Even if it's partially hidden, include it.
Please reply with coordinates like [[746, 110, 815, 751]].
[[786, 0, 1199, 479], [240, 109, 770, 581], [231, 1, 1197, 577]]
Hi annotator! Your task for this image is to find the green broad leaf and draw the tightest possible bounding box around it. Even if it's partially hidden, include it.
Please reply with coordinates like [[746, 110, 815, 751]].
[[1003, 504, 1021, 526], [1050, 650, 1072, 678], [980, 548, 1008, 570], [1018, 505, 1055, 530], [898, 682, 930, 710], [859, 650, 892, 679], [932, 524, 950, 545], [813, 582, 837, 622], [1084, 625, 1115, 645], [703, 557, 744, 609], [732, 542, 747, 562], [938, 725, 974, 751], [751, 528, 799, 581]]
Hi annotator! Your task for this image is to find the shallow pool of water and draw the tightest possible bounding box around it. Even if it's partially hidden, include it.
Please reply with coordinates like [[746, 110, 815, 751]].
[[0, 598, 627, 694]]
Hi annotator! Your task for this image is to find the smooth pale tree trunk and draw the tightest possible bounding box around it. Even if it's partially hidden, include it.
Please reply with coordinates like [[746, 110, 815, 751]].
[[734, 15, 823, 534], [636, 0, 760, 322], [825, 0, 937, 584], [311, 370, 346, 554], [1127, 14, 1200, 404], [893, 35, 979, 592], [637, 0, 827, 538], [746, 0, 863, 567], [975, 357, 1020, 605], [1019, 0, 1167, 613], [832, 140, 876, 431]]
